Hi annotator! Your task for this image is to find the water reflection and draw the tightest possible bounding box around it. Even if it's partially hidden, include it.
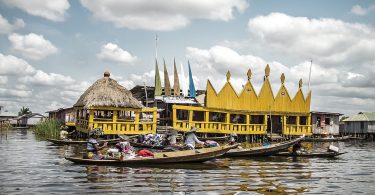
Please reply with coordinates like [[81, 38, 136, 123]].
[[1, 130, 375, 194]]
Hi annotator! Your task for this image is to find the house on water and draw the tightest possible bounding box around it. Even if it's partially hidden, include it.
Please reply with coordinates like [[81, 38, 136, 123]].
[[74, 72, 157, 135], [46, 107, 76, 128], [172, 65, 312, 138], [310, 111, 342, 136], [340, 112, 375, 138], [14, 113, 46, 128]]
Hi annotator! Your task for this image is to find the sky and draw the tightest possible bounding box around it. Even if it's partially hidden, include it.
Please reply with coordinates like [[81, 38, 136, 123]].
[[0, 0, 374, 117]]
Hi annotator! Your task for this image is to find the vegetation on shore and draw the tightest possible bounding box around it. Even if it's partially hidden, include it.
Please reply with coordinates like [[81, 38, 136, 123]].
[[33, 119, 61, 139], [18, 106, 32, 116]]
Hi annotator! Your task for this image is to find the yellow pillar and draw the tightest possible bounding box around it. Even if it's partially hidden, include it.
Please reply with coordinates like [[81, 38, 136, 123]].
[[296, 116, 300, 134], [172, 107, 177, 128], [205, 111, 209, 130], [113, 110, 118, 131], [88, 110, 94, 133], [246, 114, 250, 133], [135, 111, 140, 131], [307, 113, 312, 135], [153, 109, 157, 132], [264, 115, 268, 134], [282, 116, 287, 135], [188, 110, 193, 130], [226, 112, 230, 132]]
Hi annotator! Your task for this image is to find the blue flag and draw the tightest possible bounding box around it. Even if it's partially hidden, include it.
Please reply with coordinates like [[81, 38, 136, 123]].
[[188, 61, 196, 97]]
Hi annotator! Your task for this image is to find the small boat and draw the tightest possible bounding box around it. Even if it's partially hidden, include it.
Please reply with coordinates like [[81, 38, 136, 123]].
[[224, 135, 305, 157], [47, 138, 120, 145], [65, 144, 238, 165], [348, 136, 365, 140], [129, 142, 165, 150], [304, 136, 351, 142], [274, 151, 346, 158], [198, 136, 229, 142]]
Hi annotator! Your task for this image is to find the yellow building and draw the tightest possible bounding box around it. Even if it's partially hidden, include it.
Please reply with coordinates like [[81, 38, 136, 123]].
[[172, 65, 312, 136], [74, 72, 157, 135]]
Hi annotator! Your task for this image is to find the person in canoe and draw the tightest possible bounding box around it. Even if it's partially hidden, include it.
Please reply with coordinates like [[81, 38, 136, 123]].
[[59, 125, 75, 140], [292, 141, 303, 155], [184, 126, 205, 150], [163, 129, 178, 146], [229, 132, 238, 145], [87, 129, 108, 160]]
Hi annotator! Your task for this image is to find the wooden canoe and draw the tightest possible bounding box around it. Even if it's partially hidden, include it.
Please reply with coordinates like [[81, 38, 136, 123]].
[[198, 136, 229, 142], [224, 135, 305, 157], [65, 144, 238, 165], [274, 151, 346, 158], [304, 136, 350, 142], [47, 138, 120, 145], [129, 142, 165, 150]]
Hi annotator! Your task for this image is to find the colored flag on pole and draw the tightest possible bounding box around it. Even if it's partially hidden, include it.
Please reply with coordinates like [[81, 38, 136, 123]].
[[188, 61, 196, 97], [173, 58, 180, 96], [163, 59, 171, 96], [154, 59, 162, 96]]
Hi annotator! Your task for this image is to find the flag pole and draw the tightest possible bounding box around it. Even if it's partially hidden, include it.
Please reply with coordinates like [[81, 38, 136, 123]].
[[308, 59, 312, 91], [155, 34, 158, 60]]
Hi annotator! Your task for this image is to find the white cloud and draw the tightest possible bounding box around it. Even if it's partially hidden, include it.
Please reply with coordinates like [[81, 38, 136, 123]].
[[247, 13, 375, 66], [97, 43, 138, 64], [0, 53, 36, 75], [0, 53, 81, 114], [0, 14, 25, 34], [184, 45, 375, 115], [8, 33, 58, 60], [0, 88, 32, 98], [0, 76, 8, 85], [19, 70, 75, 86], [80, 0, 248, 31], [1, 0, 70, 22], [46, 101, 66, 111], [351, 5, 375, 16], [186, 45, 302, 92]]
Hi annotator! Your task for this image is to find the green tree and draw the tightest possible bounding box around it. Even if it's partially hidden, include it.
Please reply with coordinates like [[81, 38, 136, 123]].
[[18, 106, 32, 116]]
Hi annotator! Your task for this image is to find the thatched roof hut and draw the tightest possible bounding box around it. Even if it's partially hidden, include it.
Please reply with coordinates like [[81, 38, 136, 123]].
[[74, 72, 143, 109]]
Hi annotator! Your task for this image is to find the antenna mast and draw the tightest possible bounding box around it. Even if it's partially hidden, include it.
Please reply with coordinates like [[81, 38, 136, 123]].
[[308, 59, 312, 91], [155, 34, 158, 60]]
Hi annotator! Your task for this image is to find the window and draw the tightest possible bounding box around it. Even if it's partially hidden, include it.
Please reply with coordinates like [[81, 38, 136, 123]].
[[300, 116, 307, 125], [176, 109, 188, 120], [230, 114, 246, 124], [192, 111, 204, 121], [251, 115, 264, 124], [94, 110, 113, 120], [209, 112, 225, 122], [360, 122, 364, 130], [325, 118, 331, 125], [317, 116, 321, 127], [286, 116, 297, 124]]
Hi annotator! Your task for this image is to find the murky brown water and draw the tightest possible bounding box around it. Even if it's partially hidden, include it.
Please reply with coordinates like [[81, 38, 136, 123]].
[[1, 130, 374, 194]]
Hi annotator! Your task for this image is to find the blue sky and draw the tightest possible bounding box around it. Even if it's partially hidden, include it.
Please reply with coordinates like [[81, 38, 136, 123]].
[[0, 0, 374, 116]]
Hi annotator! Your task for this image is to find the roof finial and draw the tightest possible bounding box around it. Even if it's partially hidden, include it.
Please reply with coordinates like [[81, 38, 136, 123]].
[[299, 78, 303, 88], [265, 64, 270, 78], [280, 73, 285, 84], [226, 71, 231, 81], [104, 71, 110, 77], [247, 68, 252, 80]]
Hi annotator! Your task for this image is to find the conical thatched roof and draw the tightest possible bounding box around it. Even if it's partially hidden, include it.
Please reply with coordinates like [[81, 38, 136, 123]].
[[74, 72, 143, 109]]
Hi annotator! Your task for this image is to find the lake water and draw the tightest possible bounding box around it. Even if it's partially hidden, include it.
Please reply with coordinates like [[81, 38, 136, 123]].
[[1, 129, 374, 194]]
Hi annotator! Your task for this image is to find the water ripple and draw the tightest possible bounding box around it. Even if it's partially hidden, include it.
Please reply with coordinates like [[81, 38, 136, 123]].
[[1, 130, 375, 194]]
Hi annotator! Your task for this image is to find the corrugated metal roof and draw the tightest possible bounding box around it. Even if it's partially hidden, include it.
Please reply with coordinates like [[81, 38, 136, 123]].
[[311, 111, 342, 115], [343, 112, 375, 122]]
